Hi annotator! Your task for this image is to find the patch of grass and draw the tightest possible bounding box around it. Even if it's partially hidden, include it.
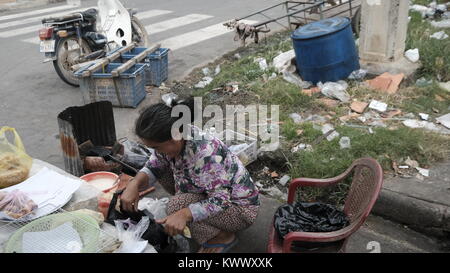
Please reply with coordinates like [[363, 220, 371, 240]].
[[288, 125, 450, 205], [288, 125, 449, 179], [400, 83, 450, 115], [407, 10, 450, 81]]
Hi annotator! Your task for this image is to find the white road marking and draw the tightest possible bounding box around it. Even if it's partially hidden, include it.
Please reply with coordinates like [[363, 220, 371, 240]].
[[22, 36, 40, 44], [0, 6, 95, 30], [0, 7, 96, 38], [2, 8, 169, 38], [0, 4, 80, 22], [145, 14, 213, 35], [21, 9, 176, 44], [158, 20, 257, 51], [135, 9, 173, 20]]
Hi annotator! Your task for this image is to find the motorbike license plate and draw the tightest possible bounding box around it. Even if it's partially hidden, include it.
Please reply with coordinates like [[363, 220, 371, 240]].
[[40, 40, 55, 53]]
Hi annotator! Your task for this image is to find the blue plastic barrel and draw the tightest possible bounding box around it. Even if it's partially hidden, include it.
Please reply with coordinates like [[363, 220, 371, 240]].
[[291, 17, 359, 84]]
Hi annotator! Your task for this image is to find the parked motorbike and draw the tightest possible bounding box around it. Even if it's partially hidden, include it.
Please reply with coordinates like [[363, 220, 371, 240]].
[[39, 0, 149, 86]]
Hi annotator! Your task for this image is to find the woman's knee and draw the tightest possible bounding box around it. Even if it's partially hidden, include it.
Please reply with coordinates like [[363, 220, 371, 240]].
[[166, 193, 205, 215]]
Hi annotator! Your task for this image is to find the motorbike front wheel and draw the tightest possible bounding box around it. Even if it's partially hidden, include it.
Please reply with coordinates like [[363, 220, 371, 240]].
[[131, 16, 149, 47], [53, 36, 92, 87]]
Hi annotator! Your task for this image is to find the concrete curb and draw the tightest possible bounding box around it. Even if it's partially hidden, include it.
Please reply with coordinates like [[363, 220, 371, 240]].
[[373, 188, 450, 238]]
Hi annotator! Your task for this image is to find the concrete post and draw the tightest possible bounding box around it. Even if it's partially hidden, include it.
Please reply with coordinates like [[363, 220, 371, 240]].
[[358, 0, 419, 76]]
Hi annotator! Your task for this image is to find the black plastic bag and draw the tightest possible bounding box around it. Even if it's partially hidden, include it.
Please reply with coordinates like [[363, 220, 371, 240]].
[[105, 190, 177, 253], [274, 202, 350, 239]]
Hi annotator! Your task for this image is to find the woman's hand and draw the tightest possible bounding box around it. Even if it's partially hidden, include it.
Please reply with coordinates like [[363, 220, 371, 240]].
[[156, 208, 193, 236], [120, 182, 140, 212]]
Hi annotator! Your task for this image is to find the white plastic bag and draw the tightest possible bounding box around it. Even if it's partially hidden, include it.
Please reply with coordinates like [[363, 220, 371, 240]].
[[137, 197, 169, 220], [114, 217, 151, 253], [318, 81, 350, 102]]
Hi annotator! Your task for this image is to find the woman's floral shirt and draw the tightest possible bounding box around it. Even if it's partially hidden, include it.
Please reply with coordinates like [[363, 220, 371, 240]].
[[140, 129, 260, 222]]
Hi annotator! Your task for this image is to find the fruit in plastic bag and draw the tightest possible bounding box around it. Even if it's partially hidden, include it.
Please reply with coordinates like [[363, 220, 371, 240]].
[[0, 189, 38, 219], [0, 127, 32, 188]]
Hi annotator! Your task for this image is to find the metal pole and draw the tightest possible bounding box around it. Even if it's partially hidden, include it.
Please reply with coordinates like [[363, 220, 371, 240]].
[[286, 2, 292, 30]]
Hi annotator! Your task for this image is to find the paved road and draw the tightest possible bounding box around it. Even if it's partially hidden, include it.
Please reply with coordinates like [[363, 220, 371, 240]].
[[0, 0, 284, 169]]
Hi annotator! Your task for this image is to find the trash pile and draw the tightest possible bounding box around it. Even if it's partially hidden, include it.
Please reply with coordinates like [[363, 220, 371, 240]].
[[254, 166, 289, 201]]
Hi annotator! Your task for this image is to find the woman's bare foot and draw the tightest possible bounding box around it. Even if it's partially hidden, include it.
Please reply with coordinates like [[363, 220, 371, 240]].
[[198, 231, 236, 253]]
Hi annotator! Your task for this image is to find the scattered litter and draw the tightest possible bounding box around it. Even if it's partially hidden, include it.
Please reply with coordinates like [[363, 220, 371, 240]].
[[318, 98, 340, 108], [405, 48, 420, 63], [339, 113, 360, 122], [225, 82, 239, 93], [410, 4, 434, 18], [436, 113, 450, 129], [348, 69, 367, 80], [358, 116, 367, 123], [305, 114, 328, 124], [416, 77, 433, 87], [301, 87, 321, 96], [272, 50, 295, 72], [291, 143, 312, 153], [268, 73, 277, 80], [255, 181, 263, 189], [403, 113, 416, 119], [254, 57, 268, 71], [405, 157, 419, 169], [366, 72, 404, 94], [321, 124, 340, 141], [403, 119, 450, 134], [202, 67, 210, 76], [194, 76, 213, 88], [369, 100, 388, 112], [438, 81, 450, 92], [271, 171, 279, 178], [282, 65, 312, 89], [368, 120, 387, 128], [398, 165, 409, 169], [161, 92, 178, 106], [430, 31, 449, 40], [278, 175, 290, 186], [415, 167, 430, 177], [262, 166, 270, 175], [368, 127, 374, 134], [318, 81, 350, 103], [382, 109, 402, 119], [264, 186, 284, 199], [214, 65, 221, 75], [229, 143, 249, 154], [431, 19, 450, 28], [289, 113, 302, 124], [296, 129, 304, 136], [419, 113, 429, 121], [432, 107, 440, 113], [350, 101, 369, 114], [234, 53, 241, 60], [339, 137, 351, 149]]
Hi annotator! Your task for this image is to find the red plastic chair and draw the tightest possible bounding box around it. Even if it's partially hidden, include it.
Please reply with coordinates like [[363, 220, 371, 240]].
[[267, 157, 384, 253]]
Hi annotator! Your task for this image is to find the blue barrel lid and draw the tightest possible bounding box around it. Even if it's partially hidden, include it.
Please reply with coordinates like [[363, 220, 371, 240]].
[[291, 17, 351, 40]]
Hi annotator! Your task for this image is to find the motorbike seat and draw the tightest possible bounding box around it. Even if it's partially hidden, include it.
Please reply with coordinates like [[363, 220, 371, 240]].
[[42, 8, 97, 24]]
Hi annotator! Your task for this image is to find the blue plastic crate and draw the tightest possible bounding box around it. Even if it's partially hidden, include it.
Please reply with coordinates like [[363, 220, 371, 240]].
[[74, 63, 148, 108], [121, 47, 169, 86]]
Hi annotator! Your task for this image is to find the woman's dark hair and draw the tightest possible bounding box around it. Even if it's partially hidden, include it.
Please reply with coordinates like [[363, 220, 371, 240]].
[[135, 96, 196, 142]]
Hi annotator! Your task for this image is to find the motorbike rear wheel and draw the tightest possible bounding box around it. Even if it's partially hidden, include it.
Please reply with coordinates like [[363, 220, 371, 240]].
[[131, 16, 149, 47], [53, 36, 92, 87]]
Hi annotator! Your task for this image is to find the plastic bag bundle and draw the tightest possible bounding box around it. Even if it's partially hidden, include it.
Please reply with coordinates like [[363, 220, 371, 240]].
[[137, 197, 169, 220], [120, 139, 153, 170], [0, 189, 38, 220], [274, 202, 349, 239], [114, 217, 151, 253], [0, 127, 32, 188]]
